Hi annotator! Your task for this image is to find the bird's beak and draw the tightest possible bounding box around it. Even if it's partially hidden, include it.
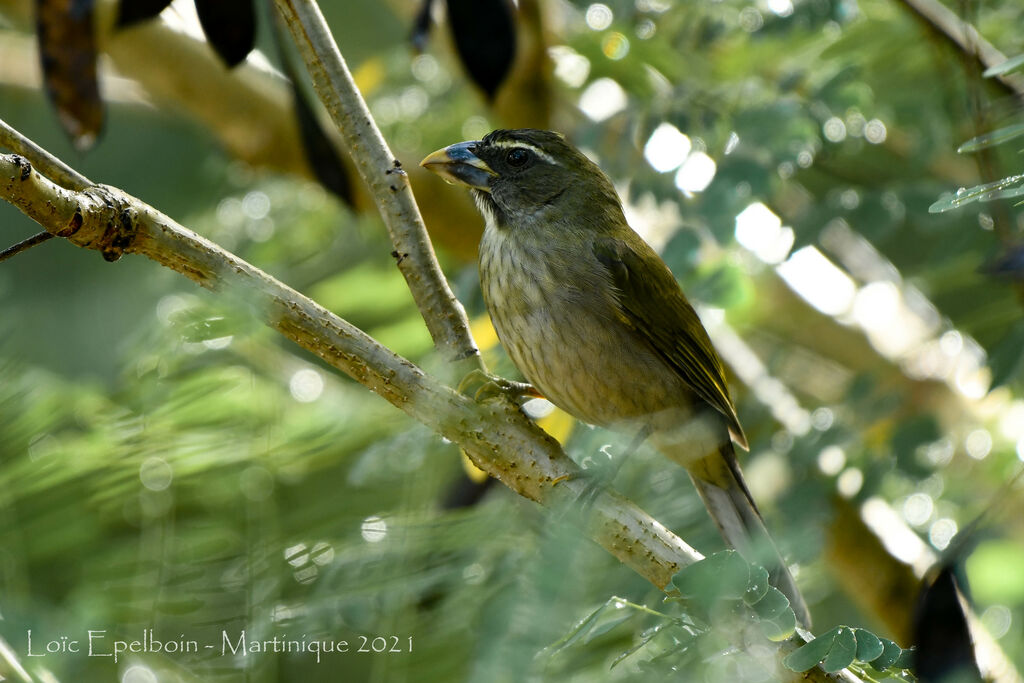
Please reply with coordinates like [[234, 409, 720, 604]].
[[420, 141, 495, 192]]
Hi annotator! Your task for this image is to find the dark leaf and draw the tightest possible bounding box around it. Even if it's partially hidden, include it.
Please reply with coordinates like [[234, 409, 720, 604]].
[[445, 0, 516, 100], [289, 74, 354, 205], [891, 414, 941, 475], [270, 8, 354, 205], [116, 0, 173, 27], [872, 638, 904, 670], [984, 243, 1024, 281], [913, 565, 982, 682], [410, 0, 434, 52], [194, 0, 256, 67], [853, 628, 884, 662], [441, 474, 494, 509], [35, 0, 103, 150], [894, 647, 916, 671]]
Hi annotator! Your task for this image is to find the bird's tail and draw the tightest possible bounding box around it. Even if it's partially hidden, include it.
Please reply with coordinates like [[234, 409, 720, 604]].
[[687, 441, 811, 627]]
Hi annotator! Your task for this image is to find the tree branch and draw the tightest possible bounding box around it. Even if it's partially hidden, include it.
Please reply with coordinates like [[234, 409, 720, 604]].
[[0, 117, 88, 261], [273, 0, 482, 373], [0, 116, 91, 190]]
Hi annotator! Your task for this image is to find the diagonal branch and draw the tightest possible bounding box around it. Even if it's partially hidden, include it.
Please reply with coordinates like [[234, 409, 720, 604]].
[[273, 0, 482, 374], [0, 117, 91, 190]]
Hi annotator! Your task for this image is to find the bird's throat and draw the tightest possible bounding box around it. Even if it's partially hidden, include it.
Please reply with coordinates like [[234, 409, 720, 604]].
[[471, 190, 509, 232]]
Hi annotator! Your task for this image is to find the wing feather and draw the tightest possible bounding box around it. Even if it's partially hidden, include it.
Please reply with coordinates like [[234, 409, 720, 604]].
[[593, 235, 748, 449]]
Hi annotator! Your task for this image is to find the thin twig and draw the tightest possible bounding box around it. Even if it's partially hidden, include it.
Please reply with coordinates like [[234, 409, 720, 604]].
[[0, 229, 54, 263], [273, 0, 483, 374], [0, 117, 92, 190]]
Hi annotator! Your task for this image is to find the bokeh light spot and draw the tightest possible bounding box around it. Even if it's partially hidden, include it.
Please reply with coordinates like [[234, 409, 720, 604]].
[[289, 368, 324, 403], [361, 516, 388, 543], [674, 152, 716, 194], [643, 123, 691, 173], [579, 78, 627, 121], [140, 457, 172, 491], [586, 3, 613, 30]]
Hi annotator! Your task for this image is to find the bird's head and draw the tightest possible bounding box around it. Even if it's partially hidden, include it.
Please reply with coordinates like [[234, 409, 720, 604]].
[[421, 129, 623, 231]]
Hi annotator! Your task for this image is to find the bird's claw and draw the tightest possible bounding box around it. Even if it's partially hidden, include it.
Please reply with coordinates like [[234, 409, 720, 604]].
[[458, 369, 538, 404]]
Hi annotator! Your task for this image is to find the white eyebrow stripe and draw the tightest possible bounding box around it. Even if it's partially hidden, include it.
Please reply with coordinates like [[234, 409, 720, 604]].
[[488, 140, 561, 166]]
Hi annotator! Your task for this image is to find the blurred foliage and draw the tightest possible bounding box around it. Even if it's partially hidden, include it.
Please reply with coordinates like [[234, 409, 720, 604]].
[[2, 0, 1024, 681]]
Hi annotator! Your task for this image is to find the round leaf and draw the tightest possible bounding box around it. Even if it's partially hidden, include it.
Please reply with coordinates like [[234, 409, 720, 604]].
[[750, 585, 790, 620], [853, 628, 884, 662], [759, 604, 797, 642], [743, 564, 770, 605], [894, 646, 915, 670], [871, 638, 904, 670], [782, 627, 840, 672], [822, 627, 857, 673]]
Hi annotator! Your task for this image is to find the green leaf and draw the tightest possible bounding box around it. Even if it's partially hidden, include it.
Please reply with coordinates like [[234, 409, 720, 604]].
[[871, 638, 904, 670], [547, 597, 676, 656], [750, 585, 791, 620], [983, 53, 1024, 77], [671, 550, 750, 602], [584, 609, 638, 643], [893, 646, 915, 670], [821, 626, 857, 673], [545, 599, 627, 655], [743, 564, 770, 606], [177, 316, 235, 342], [929, 173, 1024, 213], [782, 627, 840, 672], [759, 602, 797, 642], [853, 628, 884, 662], [957, 122, 1024, 153], [610, 623, 669, 669]]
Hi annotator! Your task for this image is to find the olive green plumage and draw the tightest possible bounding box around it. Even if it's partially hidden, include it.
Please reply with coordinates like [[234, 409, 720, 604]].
[[422, 129, 809, 626]]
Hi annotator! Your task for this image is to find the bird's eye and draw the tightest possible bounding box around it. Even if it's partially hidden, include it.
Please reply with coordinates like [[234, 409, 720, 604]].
[[505, 148, 531, 167]]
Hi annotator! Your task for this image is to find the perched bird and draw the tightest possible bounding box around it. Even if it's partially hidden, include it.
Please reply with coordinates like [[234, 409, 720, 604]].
[[421, 129, 809, 625]]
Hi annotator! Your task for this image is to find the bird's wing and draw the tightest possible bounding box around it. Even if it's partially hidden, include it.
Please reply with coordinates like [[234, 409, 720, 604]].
[[593, 235, 748, 449]]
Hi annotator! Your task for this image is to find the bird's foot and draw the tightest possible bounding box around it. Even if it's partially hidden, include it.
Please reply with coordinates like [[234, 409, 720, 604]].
[[457, 369, 539, 404]]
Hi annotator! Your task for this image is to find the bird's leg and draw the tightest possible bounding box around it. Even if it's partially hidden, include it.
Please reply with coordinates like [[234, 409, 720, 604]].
[[457, 368, 540, 404]]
